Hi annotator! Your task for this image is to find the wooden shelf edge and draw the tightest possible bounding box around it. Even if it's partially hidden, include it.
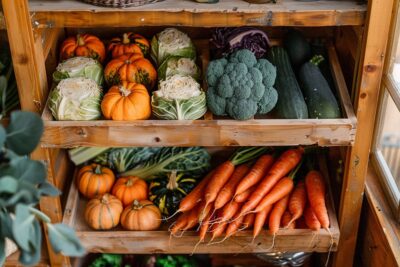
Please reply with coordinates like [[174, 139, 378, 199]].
[[29, 0, 367, 27]]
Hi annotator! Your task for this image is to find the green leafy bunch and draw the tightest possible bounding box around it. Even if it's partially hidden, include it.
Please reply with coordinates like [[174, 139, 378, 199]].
[[0, 111, 84, 266]]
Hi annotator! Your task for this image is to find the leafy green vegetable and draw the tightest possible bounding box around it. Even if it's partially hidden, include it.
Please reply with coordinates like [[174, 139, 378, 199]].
[[122, 147, 210, 179], [155, 255, 198, 267], [89, 254, 123, 267], [53, 57, 104, 85], [94, 147, 162, 173], [152, 92, 207, 120]]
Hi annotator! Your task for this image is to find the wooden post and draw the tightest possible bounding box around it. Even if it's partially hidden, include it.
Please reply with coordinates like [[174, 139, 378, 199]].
[[1, 0, 70, 266], [332, 0, 395, 266]]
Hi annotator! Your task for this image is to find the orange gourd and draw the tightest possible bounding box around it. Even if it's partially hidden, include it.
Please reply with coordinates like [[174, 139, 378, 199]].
[[120, 200, 162, 230], [77, 164, 115, 199], [108, 33, 149, 58], [84, 194, 123, 230], [111, 176, 148, 206], [60, 34, 106, 63], [101, 81, 151, 121], [104, 53, 157, 89]]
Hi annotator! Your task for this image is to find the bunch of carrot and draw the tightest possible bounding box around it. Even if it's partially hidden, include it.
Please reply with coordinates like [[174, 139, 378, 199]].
[[169, 146, 330, 246]]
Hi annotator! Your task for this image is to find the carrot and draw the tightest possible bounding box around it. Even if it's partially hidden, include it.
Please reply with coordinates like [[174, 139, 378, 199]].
[[242, 213, 255, 229], [199, 200, 214, 223], [219, 201, 241, 223], [287, 180, 307, 225], [268, 194, 290, 235], [234, 186, 255, 203], [253, 205, 272, 240], [204, 161, 235, 207], [254, 177, 294, 213], [179, 170, 214, 213], [205, 147, 269, 209], [304, 205, 321, 231], [305, 170, 329, 228], [199, 211, 212, 243], [211, 221, 228, 241], [183, 202, 204, 231], [225, 210, 245, 239], [235, 155, 274, 196], [281, 211, 295, 229], [240, 147, 304, 216], [171, 212, 189, 235], [214, 164, 249, 209]]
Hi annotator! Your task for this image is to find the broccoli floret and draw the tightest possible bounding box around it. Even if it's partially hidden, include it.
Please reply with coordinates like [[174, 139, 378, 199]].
[[206, 58, 228, 87], [255, 58, 277, 88], [258, 87, 278, 114], [229, 49, 257, 68], [206, 49, 277, 120], [226, 98, 258, 120]]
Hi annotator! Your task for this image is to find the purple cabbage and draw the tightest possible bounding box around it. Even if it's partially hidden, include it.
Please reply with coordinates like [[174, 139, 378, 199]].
[[211, 27, 271, 59]]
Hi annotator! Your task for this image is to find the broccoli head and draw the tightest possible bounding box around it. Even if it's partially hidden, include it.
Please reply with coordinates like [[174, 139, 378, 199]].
[[206, 49, 278, 120], [255, 59, 277, 88]]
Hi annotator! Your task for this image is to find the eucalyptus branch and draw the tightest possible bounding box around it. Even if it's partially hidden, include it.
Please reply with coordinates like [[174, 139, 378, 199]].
[[28, 206, 51, 223]]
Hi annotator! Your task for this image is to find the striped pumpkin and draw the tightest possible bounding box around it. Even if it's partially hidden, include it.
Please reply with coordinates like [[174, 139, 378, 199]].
[[77, 164, 115, 199], [149, 171, 198, 216], [84, 194, 123, 230]]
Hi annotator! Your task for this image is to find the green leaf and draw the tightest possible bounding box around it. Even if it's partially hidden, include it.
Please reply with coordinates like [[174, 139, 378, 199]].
[[18, 219, 42, 266], [0, 238, 5, 267], [38, 181, 60, 197], [0, 126, 6, 147], [47, 223, 85, 257], [12, 204, 35, 251], [1, 157, 46, 184], [5, 188, 38, 207], [0, 211, 13, 238], [6, 111, 44, 155], [0, 176, 18, 194]]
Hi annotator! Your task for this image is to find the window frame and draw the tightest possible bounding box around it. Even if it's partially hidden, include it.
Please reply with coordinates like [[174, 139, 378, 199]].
[[371, 0, 400, 222]]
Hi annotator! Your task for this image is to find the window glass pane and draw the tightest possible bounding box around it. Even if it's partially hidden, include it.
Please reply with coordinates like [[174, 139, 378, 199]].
[[377, 92, 400, 193]]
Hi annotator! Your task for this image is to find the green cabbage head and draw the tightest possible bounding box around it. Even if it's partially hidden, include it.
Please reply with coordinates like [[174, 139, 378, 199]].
[[151, 75, 206, 120], [48, 77, 102, 121], [53, 57, 104, 85], [151, 28, 196, 66], [158, 56, 201, 81]]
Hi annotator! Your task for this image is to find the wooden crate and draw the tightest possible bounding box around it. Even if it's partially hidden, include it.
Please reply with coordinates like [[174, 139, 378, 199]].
[[40, 39, 356, 148], [62, 149, 340, 254]]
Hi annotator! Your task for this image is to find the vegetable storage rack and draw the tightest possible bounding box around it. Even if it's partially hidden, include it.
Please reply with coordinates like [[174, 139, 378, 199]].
[[1, 0, 393, 266]]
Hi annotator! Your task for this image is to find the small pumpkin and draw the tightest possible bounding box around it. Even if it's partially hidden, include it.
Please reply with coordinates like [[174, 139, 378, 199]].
[[149, 171, 198, 216], [60, 34, 106, 63], [104, 53, 157, 89], [77, 164, 115, 199], [101, 81, 151, 121], [108, 33, 150, 58], [111, 176, 148, 206], [84, 193, 123, 230], [120, 199, 161, 230]]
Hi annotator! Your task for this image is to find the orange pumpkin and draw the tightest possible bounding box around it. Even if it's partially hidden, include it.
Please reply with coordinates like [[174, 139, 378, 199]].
[[77, 164, 115, 199], [108, 33, 149, 58], [101, 81, 151, 121], [111, 176, 148, 206], [60, 34, 106, 63], [84, 194, 123, 230], [120, 200, 161, 230], [104, 53, 157, 89]]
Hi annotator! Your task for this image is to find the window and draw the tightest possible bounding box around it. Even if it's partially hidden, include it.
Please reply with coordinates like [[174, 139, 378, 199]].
[[372, 1, 400, 221]]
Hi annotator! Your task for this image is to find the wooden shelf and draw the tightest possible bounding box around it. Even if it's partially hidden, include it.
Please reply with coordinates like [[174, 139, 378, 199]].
[[0, 11, 5, 30], [63, 155, 340, 254], [40, 44, 356, 148], [28, 0, 367, 28]]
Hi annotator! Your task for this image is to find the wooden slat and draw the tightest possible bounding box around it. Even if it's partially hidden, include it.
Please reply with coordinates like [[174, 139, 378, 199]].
[[0, 11, 4, 30], [332, 0, 395, 265], [28, 0, 367, 27], [63, 164, 340, 255], [42, 28, 62, 61]]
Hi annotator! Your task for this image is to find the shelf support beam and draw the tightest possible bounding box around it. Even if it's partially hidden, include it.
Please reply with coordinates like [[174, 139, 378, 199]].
[[332, 0, 395, 266], [1, 0, 70, 266]]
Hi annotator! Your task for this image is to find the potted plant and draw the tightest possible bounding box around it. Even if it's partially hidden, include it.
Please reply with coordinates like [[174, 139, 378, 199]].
[[0, 111, 85, 265]]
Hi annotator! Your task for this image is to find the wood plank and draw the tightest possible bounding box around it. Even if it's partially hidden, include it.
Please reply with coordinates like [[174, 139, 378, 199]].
[[63, 170, 340, 254], [29, 0, 367, 27], [42, 28, 62, 61], [0, 11, 4, 30], [332, 0, 395, 265]]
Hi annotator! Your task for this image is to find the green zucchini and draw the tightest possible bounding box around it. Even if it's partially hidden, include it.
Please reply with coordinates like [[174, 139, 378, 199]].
[[283, 29, 311, 70], [267, 47, 308, 119], [298, 55, 341, 119]]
